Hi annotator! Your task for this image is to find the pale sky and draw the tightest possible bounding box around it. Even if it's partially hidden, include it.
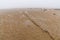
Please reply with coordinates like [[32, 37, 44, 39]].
[[0, 0, 60, 9]]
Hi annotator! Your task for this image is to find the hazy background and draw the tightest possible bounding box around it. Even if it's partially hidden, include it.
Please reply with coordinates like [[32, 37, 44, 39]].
[[0, 0, 60, 9]]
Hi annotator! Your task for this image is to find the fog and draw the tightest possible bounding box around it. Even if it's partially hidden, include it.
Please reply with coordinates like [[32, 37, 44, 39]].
[[0, 0, 60, 9]]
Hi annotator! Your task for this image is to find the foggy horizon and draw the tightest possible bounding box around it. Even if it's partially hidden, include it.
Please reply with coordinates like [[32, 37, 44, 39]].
[[0, 0, 60, 9]]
